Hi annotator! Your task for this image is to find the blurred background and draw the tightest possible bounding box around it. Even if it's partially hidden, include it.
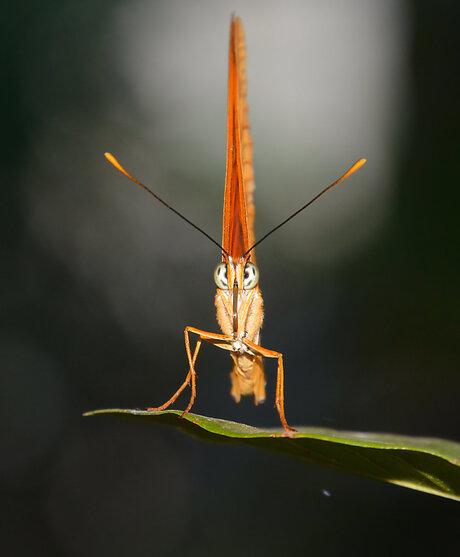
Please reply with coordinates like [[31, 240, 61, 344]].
[[1, 0, 458, 555]]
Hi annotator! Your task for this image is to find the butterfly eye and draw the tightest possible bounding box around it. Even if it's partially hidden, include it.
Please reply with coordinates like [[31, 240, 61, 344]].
[[243, 262, 259, 290], [214, 262, 229, 290]]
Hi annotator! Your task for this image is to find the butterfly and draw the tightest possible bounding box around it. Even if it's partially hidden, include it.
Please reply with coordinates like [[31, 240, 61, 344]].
[[105, 16, 366, 435]]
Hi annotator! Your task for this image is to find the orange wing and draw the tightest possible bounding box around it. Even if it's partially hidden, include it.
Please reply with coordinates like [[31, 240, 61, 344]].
[[222, 16, 256, 261]]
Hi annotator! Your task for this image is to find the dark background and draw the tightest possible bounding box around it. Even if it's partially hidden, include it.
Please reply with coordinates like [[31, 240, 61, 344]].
[[1, 1, 458, 556]]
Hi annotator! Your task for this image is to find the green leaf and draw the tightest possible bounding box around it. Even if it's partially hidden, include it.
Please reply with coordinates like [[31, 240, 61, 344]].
[[84, 408, 460, 501]]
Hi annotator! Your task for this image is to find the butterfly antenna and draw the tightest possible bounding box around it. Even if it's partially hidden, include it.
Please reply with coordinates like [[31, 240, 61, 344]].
[[244, 158, 366, 257], [105, 153, 228, 256]]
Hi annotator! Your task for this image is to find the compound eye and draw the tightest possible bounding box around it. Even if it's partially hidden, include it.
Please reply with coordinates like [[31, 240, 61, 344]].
[[243, 262, 259, 290], [214, 262, 229, 290]]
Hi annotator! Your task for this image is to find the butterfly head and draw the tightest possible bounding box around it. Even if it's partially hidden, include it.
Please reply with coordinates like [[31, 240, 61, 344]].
[[214, 255, 259, 292]]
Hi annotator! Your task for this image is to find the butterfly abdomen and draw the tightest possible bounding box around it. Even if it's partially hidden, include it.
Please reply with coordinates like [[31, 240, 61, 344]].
[[230, 353, 266, 405]]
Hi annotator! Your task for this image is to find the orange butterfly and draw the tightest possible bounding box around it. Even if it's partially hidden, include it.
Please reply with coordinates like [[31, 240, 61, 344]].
[[105, 16, 365, 435]]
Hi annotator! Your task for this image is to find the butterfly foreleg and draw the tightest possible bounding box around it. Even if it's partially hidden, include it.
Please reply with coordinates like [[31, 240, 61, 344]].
[[181, 327, 202, 416], [243, 338, 296, 436], [182, 326, 234, 416], [148, 326, 233, 416], [146, 328, 201, 413]]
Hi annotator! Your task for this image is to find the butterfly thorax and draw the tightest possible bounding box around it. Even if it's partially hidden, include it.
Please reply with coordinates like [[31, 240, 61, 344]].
[[214, 257, 263, 347], [214, 257, 265, 404]]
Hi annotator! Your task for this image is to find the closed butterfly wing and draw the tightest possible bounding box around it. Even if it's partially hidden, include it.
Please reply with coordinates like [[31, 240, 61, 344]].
[[221, 16, 265, 404], [222, 17, 256, 260]]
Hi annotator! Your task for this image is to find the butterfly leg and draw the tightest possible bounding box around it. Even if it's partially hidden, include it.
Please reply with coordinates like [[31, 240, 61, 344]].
[[146, 330, 202, 413], [181, 326, 234, 417], [243, 339, 296, 436], [148, 326, 232, 416], [181, 328, 201, 416]]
